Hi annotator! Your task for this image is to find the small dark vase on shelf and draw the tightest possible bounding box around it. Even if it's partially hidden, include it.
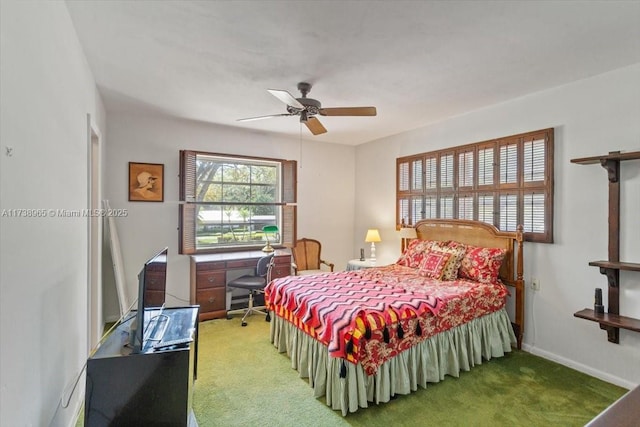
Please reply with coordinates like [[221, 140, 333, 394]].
[[594, 288, 604, 314]]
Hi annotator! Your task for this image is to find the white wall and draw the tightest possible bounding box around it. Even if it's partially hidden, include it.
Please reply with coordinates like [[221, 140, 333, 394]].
[[103, 113, 356, 316], [0, 1, 106, 426], [355, 63, 640, 389]]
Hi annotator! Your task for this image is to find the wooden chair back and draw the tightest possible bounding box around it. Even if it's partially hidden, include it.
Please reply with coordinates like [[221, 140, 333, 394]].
[[292, 238, 334, 273]]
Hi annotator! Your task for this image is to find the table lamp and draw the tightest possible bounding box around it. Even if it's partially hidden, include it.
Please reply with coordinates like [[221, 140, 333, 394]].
[[399, 227, 417, 252], [365, 229, 381, 263], [262, 225, 279, 253]]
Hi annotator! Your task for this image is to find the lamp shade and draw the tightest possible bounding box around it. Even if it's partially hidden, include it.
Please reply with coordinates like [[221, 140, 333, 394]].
[[365, 229, 381, 243], [398, 227, 417, 238], [262, 225, 279, 233]]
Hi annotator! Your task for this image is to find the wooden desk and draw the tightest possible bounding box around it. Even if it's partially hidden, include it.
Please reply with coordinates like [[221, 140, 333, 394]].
[[190, 250, 291, 321], [586, 385, 640, 427]]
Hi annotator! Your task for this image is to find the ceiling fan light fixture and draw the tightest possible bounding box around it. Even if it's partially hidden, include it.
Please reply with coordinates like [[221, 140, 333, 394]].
[[300, 110, 308, 123]]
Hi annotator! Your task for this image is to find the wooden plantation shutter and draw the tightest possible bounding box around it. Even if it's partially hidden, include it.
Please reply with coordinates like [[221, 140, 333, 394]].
[[523, 136, 546, 232], [499, 140, 518, 186], [398, 161, 409, 191], [478, 193, 494, 225], [524, 192, 545, 233], [412, 197, 425, 222], [499, 193, 518, 232], [397, 155, 425, 225], [179, 150, 197, 254], [458, 195, 474, 220], [439, 153, 454, 188], [395, 128, 554, 242], [439, 152, 454, 219], [524, 138, 545, 182], [458, 150, 474, 188], [180, 150, 197, 202], [522, 131, 553, 242], [281, 160, 297, 247], [425, 157, 437, 189], [457, 148, 474, 220], [179, 204, 196, 255], [478, 146, 494, 186]]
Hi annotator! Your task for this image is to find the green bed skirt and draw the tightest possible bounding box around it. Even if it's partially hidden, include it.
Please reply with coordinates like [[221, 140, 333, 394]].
[[269, 308, 517, 416]]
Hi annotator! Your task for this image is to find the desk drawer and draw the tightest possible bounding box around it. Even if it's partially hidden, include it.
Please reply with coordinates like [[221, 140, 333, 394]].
[[196, 288, 226, 313], [196, 271, 225, 289], [274, 255, 291, 265], [272, 265, 291, 279], [196, 261, 226, 271], [226, 259, 256, 269]]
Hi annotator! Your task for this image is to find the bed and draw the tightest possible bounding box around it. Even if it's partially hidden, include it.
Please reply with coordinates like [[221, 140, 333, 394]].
[[265, 219, 524, 415]]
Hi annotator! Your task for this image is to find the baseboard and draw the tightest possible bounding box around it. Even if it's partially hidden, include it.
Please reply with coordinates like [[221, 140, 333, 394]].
[[522, 344, 637, 390]]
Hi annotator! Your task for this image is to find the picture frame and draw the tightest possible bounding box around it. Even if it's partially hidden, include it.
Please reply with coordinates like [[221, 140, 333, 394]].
[[128, 162, 164, 202]]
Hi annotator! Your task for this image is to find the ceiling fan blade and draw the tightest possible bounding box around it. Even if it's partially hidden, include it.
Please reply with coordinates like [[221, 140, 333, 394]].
[[237, 113, 294, 122], [319, 107, 377, 116], [267, 89, 305, 109], [304, 117, 327, 135]]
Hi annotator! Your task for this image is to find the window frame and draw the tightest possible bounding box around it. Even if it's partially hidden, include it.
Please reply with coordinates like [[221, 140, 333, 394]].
[[396, 128, 554, 243], [179, 150, 297, 254]]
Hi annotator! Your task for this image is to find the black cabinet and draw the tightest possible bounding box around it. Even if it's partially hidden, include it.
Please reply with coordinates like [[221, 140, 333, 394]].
[[85, 306, 199, 427]]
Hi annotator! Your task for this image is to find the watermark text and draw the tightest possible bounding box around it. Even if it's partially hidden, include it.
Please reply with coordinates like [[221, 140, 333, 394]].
[[1, 208, 129, 218]]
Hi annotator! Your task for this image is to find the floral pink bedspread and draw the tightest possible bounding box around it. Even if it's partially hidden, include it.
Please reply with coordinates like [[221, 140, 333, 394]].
[[265, 265, 509, 375]]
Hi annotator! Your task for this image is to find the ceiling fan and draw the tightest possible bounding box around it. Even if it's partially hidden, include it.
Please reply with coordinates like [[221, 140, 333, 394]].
[[237, 82, 377, 135]]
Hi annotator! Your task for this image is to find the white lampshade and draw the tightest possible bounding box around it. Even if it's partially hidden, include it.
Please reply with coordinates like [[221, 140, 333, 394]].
[[365, 229, 381, 243], [398, 227, 417, 238]]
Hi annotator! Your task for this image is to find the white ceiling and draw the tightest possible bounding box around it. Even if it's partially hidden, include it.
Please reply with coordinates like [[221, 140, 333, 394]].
[[66, 1, 640, 145]]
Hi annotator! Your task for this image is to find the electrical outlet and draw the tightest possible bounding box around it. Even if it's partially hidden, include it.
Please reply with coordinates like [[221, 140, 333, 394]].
[[531, 278, 540, 291]]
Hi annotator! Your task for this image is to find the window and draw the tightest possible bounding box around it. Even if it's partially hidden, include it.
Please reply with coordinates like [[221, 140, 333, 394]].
[[396, 128, 554, 243], [179, 151, 297, 254]]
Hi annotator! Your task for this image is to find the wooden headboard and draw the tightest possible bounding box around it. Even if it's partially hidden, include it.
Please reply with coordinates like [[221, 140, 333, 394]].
[[414, 219, 524, 348]]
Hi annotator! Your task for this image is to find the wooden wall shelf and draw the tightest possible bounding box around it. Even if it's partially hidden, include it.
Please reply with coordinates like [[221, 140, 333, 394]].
[[570, 151, 640, 165], [574, 309, 640, 333], [588, 261, 640, 272], [571, 151, 640, 344]]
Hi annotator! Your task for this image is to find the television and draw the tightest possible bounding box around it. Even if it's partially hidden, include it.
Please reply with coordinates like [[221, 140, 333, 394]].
[[129, 247, 168, 353]]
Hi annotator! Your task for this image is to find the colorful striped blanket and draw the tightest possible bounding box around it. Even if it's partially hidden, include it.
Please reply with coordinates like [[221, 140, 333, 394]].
[[264, 271, 443, 362]]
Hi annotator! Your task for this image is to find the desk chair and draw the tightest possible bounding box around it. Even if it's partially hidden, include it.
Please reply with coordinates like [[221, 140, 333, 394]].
[[226, 254, 274, 326]]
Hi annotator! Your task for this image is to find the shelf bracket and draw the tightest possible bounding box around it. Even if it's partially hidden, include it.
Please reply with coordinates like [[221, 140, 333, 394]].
[[599, 158, 619, 183], [598, 323, 619, 343], [599, 267, 620, 288]]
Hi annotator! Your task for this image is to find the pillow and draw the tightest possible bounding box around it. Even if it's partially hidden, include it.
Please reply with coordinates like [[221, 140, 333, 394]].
[[417, 250, 453, 280], [458, 245, 507, 283], [396, 239, 439, 268], [431, 242, 466, 280]]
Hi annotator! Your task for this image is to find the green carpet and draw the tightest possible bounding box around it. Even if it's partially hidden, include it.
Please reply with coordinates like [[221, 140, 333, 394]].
[[194, 316, 626, 427]]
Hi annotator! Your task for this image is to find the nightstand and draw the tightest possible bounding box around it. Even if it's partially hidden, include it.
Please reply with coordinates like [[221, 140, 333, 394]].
[[346, 259, 379, 271]]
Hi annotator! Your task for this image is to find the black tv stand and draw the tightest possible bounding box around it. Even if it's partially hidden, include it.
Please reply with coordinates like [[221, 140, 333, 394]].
[[85, 306, 199, 427]]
